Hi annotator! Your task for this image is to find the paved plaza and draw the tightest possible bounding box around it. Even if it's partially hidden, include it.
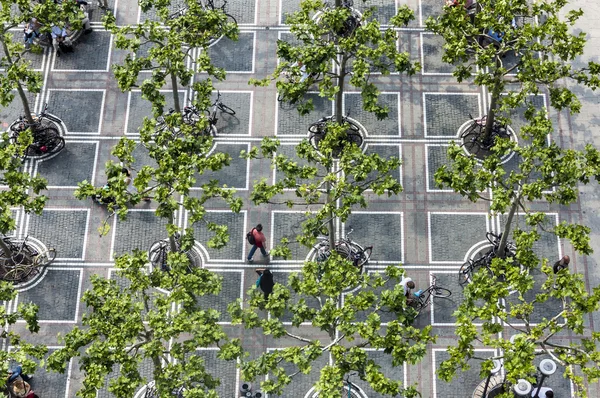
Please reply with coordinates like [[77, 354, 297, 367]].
[[1, 0, 600, 396]]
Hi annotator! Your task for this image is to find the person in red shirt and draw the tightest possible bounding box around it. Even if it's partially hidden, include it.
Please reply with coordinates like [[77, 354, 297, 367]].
[[247, 224, 269, 263]]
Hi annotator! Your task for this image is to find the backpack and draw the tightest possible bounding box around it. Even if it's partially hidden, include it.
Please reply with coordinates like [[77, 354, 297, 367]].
[[246, 229, 256, 245]]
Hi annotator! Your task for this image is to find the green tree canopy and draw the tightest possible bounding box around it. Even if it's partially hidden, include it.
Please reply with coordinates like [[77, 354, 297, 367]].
[[48, 250, 242, 397]]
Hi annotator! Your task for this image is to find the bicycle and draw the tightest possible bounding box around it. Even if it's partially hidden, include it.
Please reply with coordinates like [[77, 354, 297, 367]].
[[313, 229, 372, 272], [411, 275, 452, 315], [339, 372, 364, 398], [148, 233, 195, 273], [458, 232, 517, 286], [308, 115, 363, 152], [460, 114, 511, 156], [0, 237, 56, 283], [9, 103, 65, 160], [183, 91, 236, 137]]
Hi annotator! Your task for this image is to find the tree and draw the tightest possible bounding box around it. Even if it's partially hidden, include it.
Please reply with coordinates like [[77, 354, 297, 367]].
[[426, 0, 600, 144], [47, 250, 242, 397], [434, 105, 600, 396], [251, 0, 417, 247], [0, 282, 47, 389], [76, 0, 241, 249], [253, 0, 418, 121], [0, 0, 80, 125], [229, 254, 434, 397]]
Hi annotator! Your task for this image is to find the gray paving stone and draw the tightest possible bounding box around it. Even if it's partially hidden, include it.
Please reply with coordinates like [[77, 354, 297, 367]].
[[97, 357, 154, 398], [272, 270, 320, 324], [17, 268, 81, 321], [53, 31, 111, 71], [358, 350, 404, 398], [277, 93, 333, 136], [138, 0, 187, 23], [207, 32, 254, 72], [194, 349, 239, 397], [433, 349, 495, 398], [190, 210, 244, 260], [268, 351, 328, 398], [363, 144, 402, 184], [0, 32, 43, 70], [226, 0, 257, 25], [426, 144, 452, 190], [195, 270, 242, 322], [274, 143, 327, 184], [35, 141, 97, 187], [344, 212, 403, 262], [420, 0, 444, 26], [195, 142, 249, 189], [421, 33, 454, 75], [25, 349, 70, 398], [429, 213, 488, 262], [424, 93, 481, 137], [27, 209, 88, 259], [112, 211, 169, 257], [46, 90, 104, 134], [0, 91, 38, 131], [344, 93, 400, 136], [126, 91, 187, 135], [272, 212, 311, 261]]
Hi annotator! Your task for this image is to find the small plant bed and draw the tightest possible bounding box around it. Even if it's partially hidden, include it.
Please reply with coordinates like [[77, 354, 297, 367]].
[[7, 103, 65, 161], [308, 115, 365, 157], [458, 114, 516, 162], [0, 236, 56, 286]]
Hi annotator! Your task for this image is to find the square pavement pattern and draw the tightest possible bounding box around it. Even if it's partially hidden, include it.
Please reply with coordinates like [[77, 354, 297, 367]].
[[1, 0, 595, 396]]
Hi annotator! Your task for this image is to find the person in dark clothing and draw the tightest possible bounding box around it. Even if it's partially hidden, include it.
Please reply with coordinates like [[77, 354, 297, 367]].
[[255, 269, 274, 300], [553, 255, 570, 274]]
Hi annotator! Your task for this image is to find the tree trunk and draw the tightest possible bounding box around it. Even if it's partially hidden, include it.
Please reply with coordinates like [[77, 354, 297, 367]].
[[0, 39, 35, 125], [326, 173, 336, 249], [168, 214, 178, 252], [482, 62, 503, 143], [335, 54, 346, 124], [170, 71, 181, 114], [151, 352, 164, 395], [497, 191, 521, 258]]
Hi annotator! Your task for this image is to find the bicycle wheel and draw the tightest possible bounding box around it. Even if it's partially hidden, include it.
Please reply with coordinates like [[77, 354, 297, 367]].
[[334, 243, 354, 262], [432, 286, 451, 298], [44, 134, 65, 155], [218, 103, 236, 116], [346, 132, 363, 148], [225, 13, 237, 25], [355, 246, 372, 268], [308, 122, 326, 134], [460, 130, 484, 156], [486, 231, 501, 246], [34, 248, 56, 267], [309, 133, 322, 150], [42, 113, 62, 124], [3, 265, 34, 283], [458, 261, 473, 286]]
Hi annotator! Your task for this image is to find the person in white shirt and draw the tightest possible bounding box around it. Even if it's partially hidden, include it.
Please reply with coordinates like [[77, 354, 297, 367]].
[[399, 276, 415, 305], [51, 25, 71, 56]]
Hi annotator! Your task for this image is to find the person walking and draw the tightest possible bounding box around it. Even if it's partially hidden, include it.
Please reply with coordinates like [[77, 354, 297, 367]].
[[247, 224, 268, 263], [553, 255, 570, 274], [255, 269, 274, 300]]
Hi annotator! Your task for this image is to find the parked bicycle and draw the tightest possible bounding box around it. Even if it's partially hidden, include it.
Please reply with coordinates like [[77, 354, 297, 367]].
[[148, 233, 195, 273], [460, 114, 511, 156], [313, 229, 372, 272], [458, 232, 517, 286], [183, 91, 236, 137], [9, 103, 65, 160], [308, 115, 363, 151], [411, 275, 452, 315], [0, 236, 56, 283]]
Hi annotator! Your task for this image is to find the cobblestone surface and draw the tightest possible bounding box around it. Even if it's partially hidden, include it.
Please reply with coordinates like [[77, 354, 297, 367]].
[[2, 0, 599, 396]]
